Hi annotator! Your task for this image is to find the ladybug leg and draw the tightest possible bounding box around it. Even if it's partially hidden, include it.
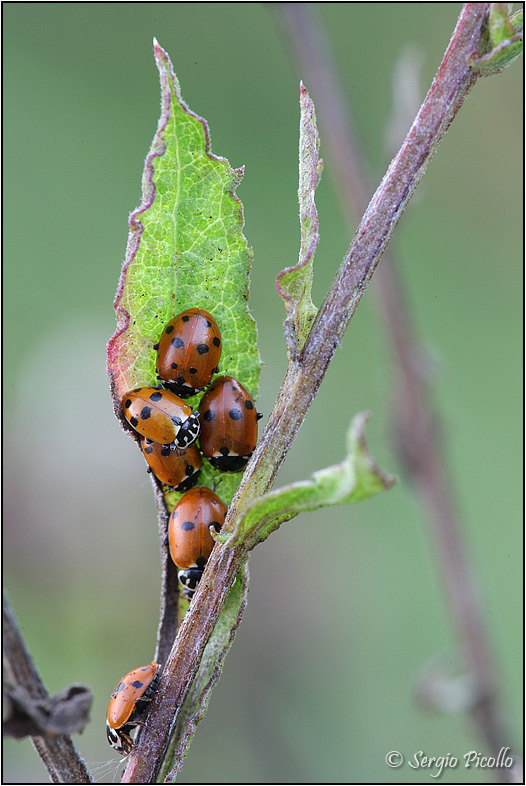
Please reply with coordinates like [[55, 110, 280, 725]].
[[122, 720, 148, 750], [119, 728, 135, 755], [130, 719, 148, 728], [208, 522, 223, 542], [209, 524, 228, 545]]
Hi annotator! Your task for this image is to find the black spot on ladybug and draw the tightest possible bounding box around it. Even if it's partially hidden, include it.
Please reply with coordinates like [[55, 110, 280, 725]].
[[171, 337, 184, 349], [189, 367, 198, 375], [124, 398, 132, 408], [212, 337, 221, 348], [182, 520, 195, 531], [181, 315, 190, 322], [130, 416, 138, 427], [196, 344, 209, 356], [144, 444, 154, 455], [170, 362, 177, 369], [245, 400, 254, 411], [140, 406, 152, 420], [196, 556, 206, 569], [203, 409, 215, 422], [165, 325, 174, 334], [229, 407, 243, 421], [185, 463, 195, 474], [160, 446, 171, 456], [150, 391, 163, 402], [131, 680, 144, 689], [219, 446, 231, 456]]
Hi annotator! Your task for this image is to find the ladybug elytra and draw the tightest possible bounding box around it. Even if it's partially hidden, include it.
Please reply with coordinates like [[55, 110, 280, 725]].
[[106, 662, 161, 755], [155, 308, 222, 398], [141, 438, 202, 491], [198, 375, 260, 472], [121, 387, 200, 448], [168, 486, 228, 600]]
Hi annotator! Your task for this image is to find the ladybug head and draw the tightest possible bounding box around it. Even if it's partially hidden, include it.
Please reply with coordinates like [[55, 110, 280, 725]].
[[106, 721, 133, 755], [175, 411, 200, 448]]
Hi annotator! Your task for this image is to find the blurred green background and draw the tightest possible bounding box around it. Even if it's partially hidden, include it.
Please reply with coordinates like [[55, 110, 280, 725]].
[[4, 3, 522, 783]]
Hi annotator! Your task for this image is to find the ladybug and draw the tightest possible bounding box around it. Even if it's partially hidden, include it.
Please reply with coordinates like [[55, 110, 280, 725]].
[[106, 662, 161, 755], [168, 486, 228, 600], [155, 308, 222, 398], [141, 438, 202, 491], [198, 375, 261, 472], [121, 387, 200, 448]]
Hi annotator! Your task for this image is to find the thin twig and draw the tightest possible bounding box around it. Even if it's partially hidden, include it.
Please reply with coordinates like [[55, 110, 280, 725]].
[[276, 2, 521, 782], [3, 592, 94, 784]]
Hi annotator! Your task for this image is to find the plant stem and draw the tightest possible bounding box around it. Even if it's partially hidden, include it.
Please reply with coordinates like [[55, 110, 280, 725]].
[[123, 5, 498, 782], [3, 592, 93, 784], [277, 1, 521, 782], [151, 479, 181, 666]]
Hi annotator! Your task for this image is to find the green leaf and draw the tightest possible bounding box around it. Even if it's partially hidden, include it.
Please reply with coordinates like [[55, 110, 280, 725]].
[[107, 40, 261, 503], [510, 9, 524, 36], [218, 412, 396, 550], [469, 4, 523, 76], [275, 83, 320, 358]]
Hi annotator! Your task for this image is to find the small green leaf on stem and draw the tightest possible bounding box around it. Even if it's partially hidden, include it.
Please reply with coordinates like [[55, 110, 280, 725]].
[[275, 83, 320, 358], [220, 412, 396, 550], [469, 4, 523, 76]]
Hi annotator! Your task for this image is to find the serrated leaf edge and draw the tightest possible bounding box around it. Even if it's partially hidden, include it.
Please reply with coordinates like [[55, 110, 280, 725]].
[[107, 39, 247, 399]]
